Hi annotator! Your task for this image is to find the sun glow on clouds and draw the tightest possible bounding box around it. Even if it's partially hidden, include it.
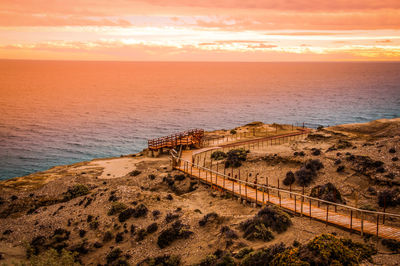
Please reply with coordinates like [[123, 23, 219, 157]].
[[0, 0, 400, 61]]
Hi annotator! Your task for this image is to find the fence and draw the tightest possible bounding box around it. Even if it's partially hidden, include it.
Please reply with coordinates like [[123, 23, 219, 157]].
[[171, 131, 400, 242]]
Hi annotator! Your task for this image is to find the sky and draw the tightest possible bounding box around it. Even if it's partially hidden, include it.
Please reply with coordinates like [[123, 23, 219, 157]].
[[1, 0, 400, 61]]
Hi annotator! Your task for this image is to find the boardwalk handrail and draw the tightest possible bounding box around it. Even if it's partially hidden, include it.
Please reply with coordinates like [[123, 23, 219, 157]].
[[171, 129, 400, 241], [173, 153, 400, 219], [148, 128, 204, 150]]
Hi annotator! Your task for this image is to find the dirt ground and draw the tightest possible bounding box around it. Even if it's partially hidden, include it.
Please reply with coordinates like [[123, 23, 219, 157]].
[[0, 119, 399, 265]]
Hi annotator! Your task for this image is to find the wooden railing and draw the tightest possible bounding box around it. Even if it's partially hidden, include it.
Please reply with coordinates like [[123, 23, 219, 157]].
[[171, 130, 400, 241], [148, 128, 204, 150]]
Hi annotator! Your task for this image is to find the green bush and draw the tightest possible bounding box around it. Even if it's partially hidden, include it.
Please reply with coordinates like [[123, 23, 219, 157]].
[[271, 234, 376, 265], [283, 171, 295, 186], [199, 212, 219, 226], [62, 184, 89, 201], [234, 247, 253, 259], [157, 220, 193, 249], [240, 206, 291, 242], [382, 239, 400, 253], [29, 248, 81, 266], [139, 254, 181, 266], [310, 183, 345, 204], [211, 151, 227, 160], [129, 170, 141, 176], [230, 129, 237, 135], [225, 149, 248, 168], [108, 202, 128, 216], [106, 248, 123, 264], [241, 243, 286, 266]]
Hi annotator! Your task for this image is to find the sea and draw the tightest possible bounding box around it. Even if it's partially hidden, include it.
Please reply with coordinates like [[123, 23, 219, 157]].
[[0, 60, 399, 180]]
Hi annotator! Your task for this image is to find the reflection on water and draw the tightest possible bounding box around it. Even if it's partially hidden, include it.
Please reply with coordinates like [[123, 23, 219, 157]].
[[0, 61, 399, 179]]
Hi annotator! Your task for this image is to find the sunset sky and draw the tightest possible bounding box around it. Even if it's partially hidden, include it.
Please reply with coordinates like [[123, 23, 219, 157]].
[[1, 0, 400, 61]]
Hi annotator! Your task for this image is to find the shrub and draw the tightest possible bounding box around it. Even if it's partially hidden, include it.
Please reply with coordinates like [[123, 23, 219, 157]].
[[148, 174, 156, 180], [283, 171, 295, 186], [129, 170, 141, 176], [115, 232, 123, 243], [29, 248, 80, 266], [334, 159, 342, 165], [240, 206, 291, 242], [271, 234, 376, 265], [62, 184, 89, 201], [103, 231, 113, 242], [118, 208, 135, 222], [310, 183, 345, 204], [337, 165, 345, 172], [295, 167, 315, 186], [241, 243, 286, 266], [134, 203, 148, 218], [382, 239, 400, 253], [136, 228, 147, 241], [305, 159, 324, 172], [211, 151, 227, 160], [118, 203, 148, 222], [147, 223, 158, 234], [139, 255, 181, 266], [234, 247, 253, 259], [199, 254, 217, 266], [157, 220, 193, 249], [174, 174, 186, 181], [225, 149, 247, 168], [78, 230, 86, 238], [230, 129, 237, 135], [199, 212, 219, 226], [106, 248, 122, 264], [152, 210, 161, 219], [165, 212, 179, 223], [295, 159, 324, 186], [389, 148, 396, 153], [220, 226, 238, 239], [89, 220, 99, 230], [311, 148, 321, 156], [108, 202, 128, 216], [378, 189, 400, 207], [392, 157, 399, 162]]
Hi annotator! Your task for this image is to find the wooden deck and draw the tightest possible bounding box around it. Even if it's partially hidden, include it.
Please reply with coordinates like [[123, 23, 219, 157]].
[[172, 132, 400, 242], [148, 129, 204, 150]]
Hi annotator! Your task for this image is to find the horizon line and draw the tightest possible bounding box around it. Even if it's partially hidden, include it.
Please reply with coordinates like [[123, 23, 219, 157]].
[[1, 58, 400, 63]]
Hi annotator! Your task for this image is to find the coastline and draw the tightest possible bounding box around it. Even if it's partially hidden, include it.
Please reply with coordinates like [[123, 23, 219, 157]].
[[0, 117, 399, 264]]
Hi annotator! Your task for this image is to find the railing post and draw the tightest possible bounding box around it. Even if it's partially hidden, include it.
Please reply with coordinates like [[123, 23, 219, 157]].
[[326, 205, 329, 225], [350, 210, 353, 233], [210, 169, 213, 190], [294, 195, 297, 213], [223, 167, 226, 190], [309, 199, 312, 219], [376, 214, 379, 239], [361, 212, 364, 236], [266, 177, 269, 203], [245, 175, 248, 202], [239, 175, 242, 200], [255, 175, 258, 205]]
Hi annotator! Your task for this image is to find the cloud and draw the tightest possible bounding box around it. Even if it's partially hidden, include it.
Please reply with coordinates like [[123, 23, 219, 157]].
[[376, 39, 392, 43]]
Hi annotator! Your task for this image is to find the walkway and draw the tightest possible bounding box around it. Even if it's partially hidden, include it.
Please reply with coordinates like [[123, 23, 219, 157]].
[[172, 132, 400, 242]]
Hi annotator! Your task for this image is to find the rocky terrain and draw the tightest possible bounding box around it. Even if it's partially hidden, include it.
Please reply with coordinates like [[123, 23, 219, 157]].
[[0, 118, 399, 265]]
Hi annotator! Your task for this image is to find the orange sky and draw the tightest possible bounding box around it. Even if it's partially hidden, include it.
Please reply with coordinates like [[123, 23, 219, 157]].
[[1, 0, 400, 61]]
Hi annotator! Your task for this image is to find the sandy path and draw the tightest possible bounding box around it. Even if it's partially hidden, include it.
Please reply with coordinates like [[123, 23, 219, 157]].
[[77, 156, 161, 179]]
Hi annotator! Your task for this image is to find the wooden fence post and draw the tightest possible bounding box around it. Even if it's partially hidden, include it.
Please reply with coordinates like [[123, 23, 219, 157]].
[[350, 210, 353, 233], [326, 205, 329, 225], [255, 175, 258, 205]]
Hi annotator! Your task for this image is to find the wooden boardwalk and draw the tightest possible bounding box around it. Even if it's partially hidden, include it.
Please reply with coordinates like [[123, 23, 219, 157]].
[[172, 133, 400, 242], [148, 129, 204, 150]]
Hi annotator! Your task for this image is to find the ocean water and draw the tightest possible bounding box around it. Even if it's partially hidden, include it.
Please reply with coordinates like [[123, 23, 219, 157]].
[[0, 61, 399, 180]]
